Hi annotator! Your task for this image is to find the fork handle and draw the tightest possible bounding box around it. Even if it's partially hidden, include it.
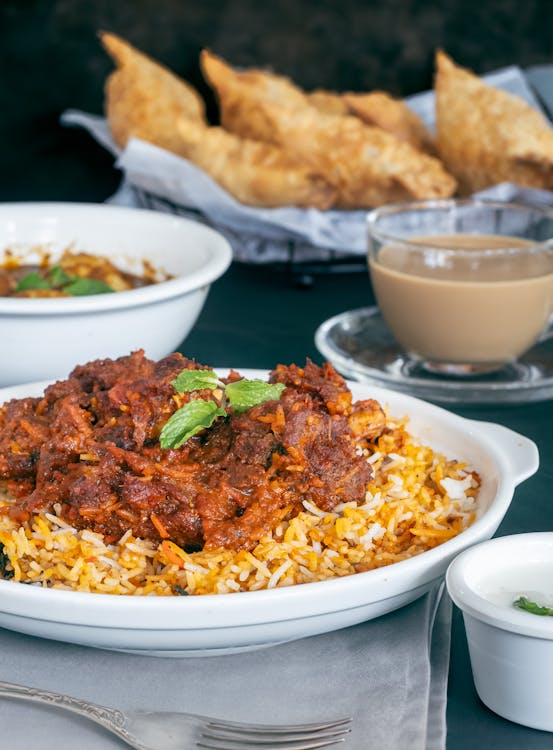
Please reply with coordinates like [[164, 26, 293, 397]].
[[0, 680, 140, 748]]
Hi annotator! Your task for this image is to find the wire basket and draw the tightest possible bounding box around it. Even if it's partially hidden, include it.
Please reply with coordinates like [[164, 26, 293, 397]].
[[133, 188, 367, 286]]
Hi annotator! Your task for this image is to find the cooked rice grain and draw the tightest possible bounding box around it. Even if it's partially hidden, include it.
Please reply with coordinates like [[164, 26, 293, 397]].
[[0, 418, 479, 595]]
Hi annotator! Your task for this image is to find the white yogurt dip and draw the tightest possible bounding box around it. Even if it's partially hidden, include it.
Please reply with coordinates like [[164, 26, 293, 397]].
[[474, 561, 553, 610]]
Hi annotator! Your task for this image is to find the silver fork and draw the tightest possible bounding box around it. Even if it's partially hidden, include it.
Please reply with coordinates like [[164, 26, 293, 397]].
[[0, 679, 351, 750]]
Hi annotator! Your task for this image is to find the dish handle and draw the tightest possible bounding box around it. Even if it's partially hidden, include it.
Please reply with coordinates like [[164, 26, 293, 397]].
[[476, 421, 539, 485]]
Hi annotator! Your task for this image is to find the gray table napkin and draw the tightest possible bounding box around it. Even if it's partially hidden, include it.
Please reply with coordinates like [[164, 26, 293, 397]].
[[0, 583, 451, 750]]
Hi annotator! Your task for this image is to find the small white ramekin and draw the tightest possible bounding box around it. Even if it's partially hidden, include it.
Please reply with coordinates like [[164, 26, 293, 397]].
[[446, 532, 553, 732]]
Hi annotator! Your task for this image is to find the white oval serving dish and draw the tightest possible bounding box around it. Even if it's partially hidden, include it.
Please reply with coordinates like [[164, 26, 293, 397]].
[[0, 373, 539, 656]]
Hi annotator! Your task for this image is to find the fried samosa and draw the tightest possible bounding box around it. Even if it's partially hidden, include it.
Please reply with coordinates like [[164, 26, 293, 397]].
[[435, 50, 553, 193], [268, 108, 455, 207], [343, 91, 435, 153], [308, 89, 434, 153], [176, 118, 336, 208], [201, 50, 456, 208], [200, 49, 309, 144], [308, 89, 349, 116], [100, 31, 206, 152]]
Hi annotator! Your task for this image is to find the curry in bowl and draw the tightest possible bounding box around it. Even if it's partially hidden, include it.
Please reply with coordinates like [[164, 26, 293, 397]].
[[0, 249, 171, 298]]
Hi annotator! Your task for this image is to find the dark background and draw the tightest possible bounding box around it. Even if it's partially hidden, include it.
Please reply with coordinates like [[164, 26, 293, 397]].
[[2, 0, 553, 203], [2, 4, 553, 749]]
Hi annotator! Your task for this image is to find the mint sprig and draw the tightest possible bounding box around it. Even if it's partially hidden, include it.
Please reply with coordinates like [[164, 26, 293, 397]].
[[14, 264, 114, 296], [159, 369, 286, 449], [61, 277, 114, 296], [172, 369, 223, 393], [225, 378, 285, 414], [15, 272, 51, 293], [47, 265, 73, 287], [159, 400, 226, 449], [514, 596, 553, 616]]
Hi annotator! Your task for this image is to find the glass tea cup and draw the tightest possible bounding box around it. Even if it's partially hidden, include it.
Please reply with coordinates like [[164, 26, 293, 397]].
[[367, 199, 553, 376]]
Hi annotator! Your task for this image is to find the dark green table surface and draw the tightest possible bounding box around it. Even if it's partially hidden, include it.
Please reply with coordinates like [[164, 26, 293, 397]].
[[181, 261, 553, 749]]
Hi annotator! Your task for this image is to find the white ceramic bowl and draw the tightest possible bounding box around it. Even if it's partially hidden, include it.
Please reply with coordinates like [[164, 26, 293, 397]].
[[0, 373, 539, 657], [447, 533, 553, 732], [0, 202, 232, 386]]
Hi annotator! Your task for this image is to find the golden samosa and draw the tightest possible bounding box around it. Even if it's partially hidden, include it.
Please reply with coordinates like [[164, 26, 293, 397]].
[[175, 118, 336, 208], [200, 49, 309, 143], [201, 50, 456, 208], [100, 31, 206, 153], [307, 90, 349, 116], [268, 108, 455, 207], [308, 89, 434, 153], [342, 92, 435, 153], [435, 50, 553, 193]]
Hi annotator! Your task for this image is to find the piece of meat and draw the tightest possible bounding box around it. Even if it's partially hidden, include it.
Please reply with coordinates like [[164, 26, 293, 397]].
[[0, 396, 49, 479]]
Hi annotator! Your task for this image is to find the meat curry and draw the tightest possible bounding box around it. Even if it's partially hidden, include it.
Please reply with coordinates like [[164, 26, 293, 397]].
[[0, 250, 164, 297], [0, 351, 386, 552]]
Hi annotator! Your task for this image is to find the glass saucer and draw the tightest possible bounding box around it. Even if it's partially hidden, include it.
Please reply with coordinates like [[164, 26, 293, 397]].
[[314, 307, 553, 405]]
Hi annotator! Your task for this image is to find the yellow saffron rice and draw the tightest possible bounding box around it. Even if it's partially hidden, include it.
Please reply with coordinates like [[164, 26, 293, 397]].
[[0, 418, 479, 596]]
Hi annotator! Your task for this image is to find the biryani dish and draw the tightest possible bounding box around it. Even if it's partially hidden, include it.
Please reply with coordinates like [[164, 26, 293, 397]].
[[0, 352, 479, 596]]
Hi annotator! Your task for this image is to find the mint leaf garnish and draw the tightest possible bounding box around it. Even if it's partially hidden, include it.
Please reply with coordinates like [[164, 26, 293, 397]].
[[225, 379, 286, 414], [171, 369, 222, 393], [159, 400, 226, 449], [15, 272, 52, 292], [159, 371, 287, 449], [48, 264, 73, 287], [13, 264, 114, 297], [62, 278, 114, 296], [514, 596, 553, 616]]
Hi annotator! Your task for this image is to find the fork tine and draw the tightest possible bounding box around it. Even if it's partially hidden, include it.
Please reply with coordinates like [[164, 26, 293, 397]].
[[201, 729, 350, 745], [203, 726, 350, 743], [206, 717, 351, 734], [199, 715, 352, 750], [197, 737, 347, 750]]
